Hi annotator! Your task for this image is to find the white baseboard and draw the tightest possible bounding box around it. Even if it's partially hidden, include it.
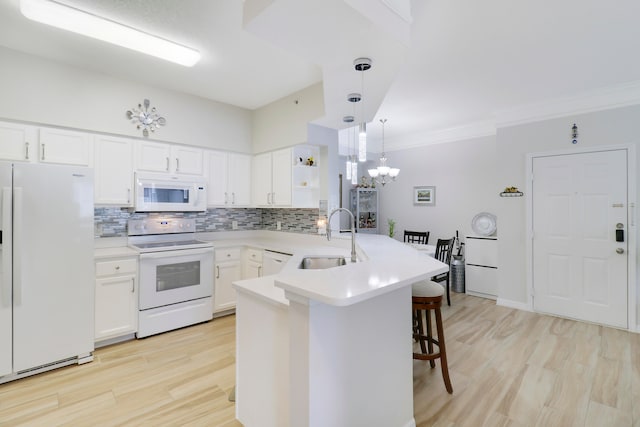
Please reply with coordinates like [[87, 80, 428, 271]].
[[496, 298, 531, 312]]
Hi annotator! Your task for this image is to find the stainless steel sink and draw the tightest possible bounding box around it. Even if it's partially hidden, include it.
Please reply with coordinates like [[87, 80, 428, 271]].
[[299, 256, 347, 270]]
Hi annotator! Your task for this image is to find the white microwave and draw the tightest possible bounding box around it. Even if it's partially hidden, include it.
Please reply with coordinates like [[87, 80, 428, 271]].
[[134, 173, 207, 212]]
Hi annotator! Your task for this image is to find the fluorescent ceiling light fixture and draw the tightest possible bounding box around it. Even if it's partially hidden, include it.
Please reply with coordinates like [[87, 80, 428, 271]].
[[20, 0, 201, 67]]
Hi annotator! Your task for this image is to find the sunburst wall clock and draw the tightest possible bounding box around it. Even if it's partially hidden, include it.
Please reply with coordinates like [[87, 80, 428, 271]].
[[126, 99, 166, 137]]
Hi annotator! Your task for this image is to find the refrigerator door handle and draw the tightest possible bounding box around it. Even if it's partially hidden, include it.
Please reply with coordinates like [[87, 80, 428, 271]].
[[1, 187, 11, 308], [13, 187, 22, 306]]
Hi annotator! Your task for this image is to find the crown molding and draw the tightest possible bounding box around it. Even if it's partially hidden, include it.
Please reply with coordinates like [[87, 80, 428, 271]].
[[495, 80, 640, 128], [384, 120, 496, 152]]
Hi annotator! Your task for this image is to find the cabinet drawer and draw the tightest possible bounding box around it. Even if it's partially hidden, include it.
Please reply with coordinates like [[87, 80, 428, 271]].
[[96, 258, 138, 277], [245, 247, 263, 262], [465, 237, 498, 267], [215, 247, 242, 261], [465, 265, 497, 298]]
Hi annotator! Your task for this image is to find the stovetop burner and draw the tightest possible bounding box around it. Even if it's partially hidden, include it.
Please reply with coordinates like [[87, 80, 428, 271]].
[[127, 218, 213, 253]]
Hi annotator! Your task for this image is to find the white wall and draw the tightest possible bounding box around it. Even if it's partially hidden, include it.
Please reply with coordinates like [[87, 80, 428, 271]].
[[0, 46, 252, 152], [496, 105, 640, 325], [378, 135, 497, 243], [252, 83, 325, 153]]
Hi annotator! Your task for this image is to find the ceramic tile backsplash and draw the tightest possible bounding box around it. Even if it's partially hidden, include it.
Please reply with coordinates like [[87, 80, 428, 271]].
[[95, 207, 319, 237]]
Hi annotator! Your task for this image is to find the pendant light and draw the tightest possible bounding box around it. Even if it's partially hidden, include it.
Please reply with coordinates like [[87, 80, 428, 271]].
[[354, 58, 371, 162], [347, 93, 361, 184], [343, 116, 354, 180], [351, 123, 358, 185], [368, 119, 400, 186]]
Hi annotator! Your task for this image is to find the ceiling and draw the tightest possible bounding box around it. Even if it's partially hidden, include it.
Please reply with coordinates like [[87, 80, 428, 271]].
[[0, 0, 639, 152]]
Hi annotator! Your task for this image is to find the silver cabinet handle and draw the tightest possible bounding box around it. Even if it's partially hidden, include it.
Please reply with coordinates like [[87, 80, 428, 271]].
[[267, 192, 271, 204], [166, 157, 170, 171], [232, 192, 236, 204], [224, 192, 228, 204], [616, 248, 625, 254], [25, 142, 29, 160], [216, 265, 220, 279], [258, 266, 262, 277], [41, 143, 45, 161], [131, 277, 135, 293], [127, 188, 131, 204], [271, 192, 275, 204], [176, 158, 180, 172]]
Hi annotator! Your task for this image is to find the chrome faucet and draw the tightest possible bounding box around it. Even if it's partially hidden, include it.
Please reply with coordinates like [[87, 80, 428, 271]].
[[326, 208, 357, 263]]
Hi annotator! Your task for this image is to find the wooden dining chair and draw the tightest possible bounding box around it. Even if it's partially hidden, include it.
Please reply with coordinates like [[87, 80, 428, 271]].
[[431, 237, 455, 306], [404, 230, 429, 244]]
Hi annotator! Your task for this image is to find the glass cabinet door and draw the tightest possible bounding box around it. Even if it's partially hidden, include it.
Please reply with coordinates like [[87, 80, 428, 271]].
[[351, 188, 378, 234]]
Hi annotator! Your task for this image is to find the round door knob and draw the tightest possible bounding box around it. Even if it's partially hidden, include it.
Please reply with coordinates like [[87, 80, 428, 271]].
[[616, 248, 624, 254]]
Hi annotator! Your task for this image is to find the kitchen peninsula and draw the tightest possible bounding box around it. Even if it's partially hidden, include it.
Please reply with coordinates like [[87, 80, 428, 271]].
[[232, 233, 448, 427]]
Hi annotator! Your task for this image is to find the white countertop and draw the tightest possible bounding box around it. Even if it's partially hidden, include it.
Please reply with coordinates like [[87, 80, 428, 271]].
[[230, 232, 448, 307], [94, 230, 449, 307]]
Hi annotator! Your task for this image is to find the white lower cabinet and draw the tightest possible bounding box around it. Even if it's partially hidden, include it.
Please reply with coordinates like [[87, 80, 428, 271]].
[[214, 247, 242, 315], [465, 236, 498, 299], [95, 257, 138, 343], [243, 247, 263, 279]]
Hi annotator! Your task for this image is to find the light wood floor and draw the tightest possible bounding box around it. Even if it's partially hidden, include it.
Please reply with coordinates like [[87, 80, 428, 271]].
[[0, 293, 638, 426]]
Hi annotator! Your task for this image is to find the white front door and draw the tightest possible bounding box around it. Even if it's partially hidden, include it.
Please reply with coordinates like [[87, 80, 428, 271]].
[[532, 149, 628, 328]]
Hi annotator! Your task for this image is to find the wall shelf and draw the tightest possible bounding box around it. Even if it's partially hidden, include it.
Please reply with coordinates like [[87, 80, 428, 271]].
[[499, 191, 523, 197]]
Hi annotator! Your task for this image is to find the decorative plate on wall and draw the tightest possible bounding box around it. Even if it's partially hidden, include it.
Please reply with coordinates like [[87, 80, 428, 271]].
[[471, 212, 497, 236]]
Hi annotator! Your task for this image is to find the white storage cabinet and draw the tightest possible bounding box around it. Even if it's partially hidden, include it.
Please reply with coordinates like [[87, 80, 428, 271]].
[[0, 121, 37, 162], [94, 256, 138, 344], [243, 247, 263, 279], [465, 236, 498, 299], [38, 127, 93, 166], [206, 150, 251, 206], [214, 247, 242, 315], [136, 140, 203, 176], [94, 135, 135, 205], [252, 148, 292, 206]]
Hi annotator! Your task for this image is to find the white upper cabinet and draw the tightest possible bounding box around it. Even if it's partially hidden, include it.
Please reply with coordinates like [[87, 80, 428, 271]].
[[135, 141, 203, 176], [252, 152, 272, 206], [252, 148, 292, 207], [94, 135, 134, 205], [228, 153, 251, 206], [272, 148, 292, 206], [207, 150, 228, 206], [172, 145, 204, 175], [136, 140, 171, 173], [206, 151, 251, 207], [0, 121, 37, 162], [38, 127, 93, 166]]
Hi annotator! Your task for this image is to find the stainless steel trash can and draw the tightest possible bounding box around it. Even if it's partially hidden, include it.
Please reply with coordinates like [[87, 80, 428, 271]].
[[450, 255, 465, 293]]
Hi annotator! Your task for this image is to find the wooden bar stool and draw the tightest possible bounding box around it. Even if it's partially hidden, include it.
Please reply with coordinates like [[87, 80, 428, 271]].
[[412, 280, 453, 393]]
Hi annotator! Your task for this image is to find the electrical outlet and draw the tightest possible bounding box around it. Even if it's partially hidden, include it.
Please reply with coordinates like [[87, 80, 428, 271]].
[[232, 221, 238, 230], [276, 221, 282, 230]]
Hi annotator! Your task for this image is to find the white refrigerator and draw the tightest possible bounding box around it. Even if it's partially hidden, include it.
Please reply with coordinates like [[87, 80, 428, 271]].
[[0, 162, 94, 383]]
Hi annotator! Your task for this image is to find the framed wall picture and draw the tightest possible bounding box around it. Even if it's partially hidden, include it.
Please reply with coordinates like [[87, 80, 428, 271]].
[[413, 186, 436, 206]]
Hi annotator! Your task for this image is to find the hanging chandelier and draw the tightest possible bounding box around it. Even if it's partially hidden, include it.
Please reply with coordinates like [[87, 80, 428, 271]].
[[368, 119, 400, 186]]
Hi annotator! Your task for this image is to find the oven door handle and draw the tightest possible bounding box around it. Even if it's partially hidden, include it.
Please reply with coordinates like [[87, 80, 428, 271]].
[[139, 247, 214, 259]]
